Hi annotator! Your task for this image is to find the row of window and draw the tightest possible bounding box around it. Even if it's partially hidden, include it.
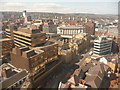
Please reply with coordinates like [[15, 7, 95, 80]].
[[94, 41, 112, 44], [15, 39, 30, 46], [13, 32, 31, 39], [94, 48, 111, 52], [7, 77, 26, 89], [14, 36, 31, 43], [94, 45, 112, 49], [33, 68, 45, 81], [94, 43, 112, 47]]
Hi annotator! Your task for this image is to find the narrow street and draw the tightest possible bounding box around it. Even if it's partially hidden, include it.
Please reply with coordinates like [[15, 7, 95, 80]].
[[44, 48, 92, 88]]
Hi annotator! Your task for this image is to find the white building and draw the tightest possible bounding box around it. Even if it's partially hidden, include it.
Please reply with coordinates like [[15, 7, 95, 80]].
[[93, 36, 112, 55], [57, 25, 85, 35]]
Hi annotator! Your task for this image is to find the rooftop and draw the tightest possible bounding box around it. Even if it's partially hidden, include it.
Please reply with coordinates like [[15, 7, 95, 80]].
[[0, 63, 28, 82], [58, 25, 84, 29], [35, 41, 55, 47], [95, 36, 112, 42], [12, 46, 44, 58]]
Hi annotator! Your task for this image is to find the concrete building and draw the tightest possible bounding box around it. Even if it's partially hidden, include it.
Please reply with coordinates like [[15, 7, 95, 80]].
[[59, 49, 75, 64], [43, 22, 57, 33], [57, 25, 85, 35], [69, 33, 90, 54], [31, 19, 43, 31], [11, 46, 46, 87], [0, 38, 13, 62], [27, 24, 43, 31], [85, 21, 96, 35], [106, 26, 118, 39], [118, 2, 120, 52], [93, 36, 112, 55], [11, 47, 45, 73], [53, 19, 59, 25], [5, 26, 46, 47], [46, 33, 61, 41], [34, 41, 58, 63], [11, 41, 59, 88], [0, 63, 29, 89], [58, 33, 90, 63]]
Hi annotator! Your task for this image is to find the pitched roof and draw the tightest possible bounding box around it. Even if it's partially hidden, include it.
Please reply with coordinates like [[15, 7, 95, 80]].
[[81, 63, 93, 72], [68, 75, 79, 85], [85, 76, 102, 88]]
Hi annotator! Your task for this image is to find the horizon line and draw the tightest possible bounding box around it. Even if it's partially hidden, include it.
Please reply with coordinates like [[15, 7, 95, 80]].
[[0, 11, 118, 15]]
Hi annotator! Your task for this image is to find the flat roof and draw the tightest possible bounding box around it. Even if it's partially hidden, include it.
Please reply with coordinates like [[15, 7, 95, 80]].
[[59, 27, 84, 29], [6, 29, 45, 37], [61, 35, 73, 38], [2, 70, 28, 88]]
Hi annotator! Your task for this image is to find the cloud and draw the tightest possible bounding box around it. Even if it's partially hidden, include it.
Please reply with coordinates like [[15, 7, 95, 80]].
[[1, 2, 76, 13], [0, 2, 118, 14], [31, 3, 67, 12], [1, 3, 66, 12], [1, 3, 26, 11]]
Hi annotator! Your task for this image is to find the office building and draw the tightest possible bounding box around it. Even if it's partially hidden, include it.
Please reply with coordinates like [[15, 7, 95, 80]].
[[0, 38, 13, 61], [85, 21, 96, 35], [0, 63, 29, 89], [43, 22, 57, 33], [11, 46, 46, 87], [57, 25, 85, 35], [11, 41, 59, 88], [34, 42, 58, 62], [11, 47, 45, 73], [5, 26, 46, 47], [31, 19, 43, 31], [69, 33, 90, 54], [118, 2, 120, 52], [93, 36, 112, 55]]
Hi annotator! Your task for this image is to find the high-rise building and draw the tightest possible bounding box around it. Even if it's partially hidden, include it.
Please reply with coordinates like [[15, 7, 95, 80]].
[[118, 2, 120, 66], [93, 36, 112, 55], [0, 38, 13, 62], [11, 42, 59, 87], [5, 22, 60, 88], [5, 27, 46, 47], [11, 46, 46, 87], [118, 2, 120, 52]]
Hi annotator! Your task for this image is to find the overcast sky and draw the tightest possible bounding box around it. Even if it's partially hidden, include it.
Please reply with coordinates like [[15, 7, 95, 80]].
[[0, 0, 119, 14]]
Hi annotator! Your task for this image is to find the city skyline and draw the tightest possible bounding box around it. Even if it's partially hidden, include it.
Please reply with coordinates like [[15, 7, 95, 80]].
[[0, 0, 119, 89], [0, 0, 119, 15]]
